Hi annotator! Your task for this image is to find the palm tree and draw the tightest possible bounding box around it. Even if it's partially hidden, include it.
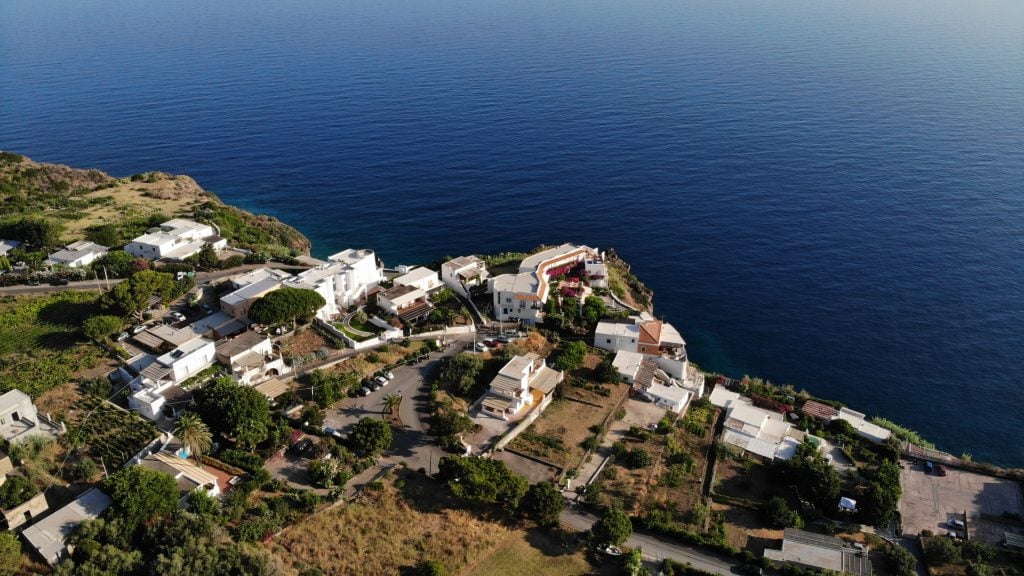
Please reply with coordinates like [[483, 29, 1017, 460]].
[[174, 412, 212, 468], [382, 393, 402, 416]]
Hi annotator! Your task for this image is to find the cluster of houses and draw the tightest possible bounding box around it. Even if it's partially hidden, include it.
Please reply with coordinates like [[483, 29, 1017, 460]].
[[489, 243, 608, 324]]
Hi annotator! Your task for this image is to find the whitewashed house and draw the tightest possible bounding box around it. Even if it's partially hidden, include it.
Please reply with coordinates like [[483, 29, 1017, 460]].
[[393, 266, 442, 293], [594, 314, 687, 358], [47, 241, 107, 268], [377, 285, 433, 324], [23, 488, 111, 566], [441, 255, 489, 298], [285, 248, 381, 320], [709, 386, 807, 460], [627, 357, 704, 413], [215, 331, 288, 386], [490, 243, 598, 325], [126, 337, 216, 420], [479, 354, 562, 421], [220, 275, 284, 319], [125, 218, 226, 260], [0, 390, 60, 443]]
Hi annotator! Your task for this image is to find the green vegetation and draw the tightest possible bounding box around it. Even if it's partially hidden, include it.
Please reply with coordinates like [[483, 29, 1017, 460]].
[[762, 496, 803, 529], [437, 455, 528, 511], [870, 417, 934, 448], [883, 544, 918, 576], [308, 458, 353, 489], [349, 417, 393, 457], [553, 340, 587, 371], [99, 270, 192, 318], [0, 475, 38, 509], [193, 376, 273, 450], [0, 532, 20, 576], [174, 412, 213, 467], [304, 369, 360, 407], [82, 314, 124, 341], [192, 200, 309, 256], [519, 481, 564, 526], [0, 291, 105, 396], [102, 465, 181, 536], [247, 287, 325, 327], [590, 507, 633, 546], [66, 396, 161, 467], [437, 352, 485, 397]]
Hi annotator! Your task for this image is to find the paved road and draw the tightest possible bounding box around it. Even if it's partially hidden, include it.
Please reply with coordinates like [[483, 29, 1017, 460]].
[[0, 262, 309, 296], [560, 508, 738, 575]]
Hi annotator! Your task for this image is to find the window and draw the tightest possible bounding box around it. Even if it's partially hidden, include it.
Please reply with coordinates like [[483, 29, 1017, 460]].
[[606, 338, 612, 344]]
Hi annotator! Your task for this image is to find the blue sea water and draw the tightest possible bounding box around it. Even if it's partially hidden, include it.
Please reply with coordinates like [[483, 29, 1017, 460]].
[[2, 0, 1023, 465]]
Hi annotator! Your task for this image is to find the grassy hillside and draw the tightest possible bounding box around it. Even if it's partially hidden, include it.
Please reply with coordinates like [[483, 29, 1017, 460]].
[[0, 150, 310, 256]]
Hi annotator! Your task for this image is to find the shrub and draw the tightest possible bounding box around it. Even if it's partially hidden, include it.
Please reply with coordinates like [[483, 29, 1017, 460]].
[[923, 537, 960, 565], [623, 447, 652, 469], [0, 475, 37, 509], [217, 449, 265, 474], [762, 496, 803, 529]]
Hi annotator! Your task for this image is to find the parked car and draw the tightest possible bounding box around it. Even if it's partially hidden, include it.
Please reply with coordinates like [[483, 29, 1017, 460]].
[[50, 277, 69, 286], [201, 303, 213, 313], [115, 332, 129, 342], [370, 382, 383, 392], [474, 342, 488, 352], [360, 387, 372, 397], [496, 335, 513, 343], [169, 311, 186, 322], [288, 438, 313, 457], [383, 371, 395, 380], [131, 324, 147, 335], [374, 376, 389, 387], [948, 519, 965, 529]]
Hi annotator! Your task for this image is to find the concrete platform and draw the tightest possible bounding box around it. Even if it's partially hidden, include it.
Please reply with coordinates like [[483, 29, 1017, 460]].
[[899, 460, 1024, 544]]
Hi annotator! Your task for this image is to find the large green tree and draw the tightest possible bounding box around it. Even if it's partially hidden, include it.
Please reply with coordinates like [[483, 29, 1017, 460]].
[[82, 314, 124, 341], [0, 217, 63, 249], [519, 481, 564, 526], [862, 459, 902, 527], [437, 352, 483, 396], [193, 377, 272, 449], [436, 455, 529, 511], [247, 287, 325, 327], [100, 270, 178, 318], [349, 417, 393, 457], [554, 340, 587, 371], [102, 465, 181, 536], [591, 507, 633, 546]]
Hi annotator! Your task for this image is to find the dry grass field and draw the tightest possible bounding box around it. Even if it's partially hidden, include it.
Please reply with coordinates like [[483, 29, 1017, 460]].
[[272, 470, 511, 576], [509, 398, 609, 469], [463, 530, 597, 576]]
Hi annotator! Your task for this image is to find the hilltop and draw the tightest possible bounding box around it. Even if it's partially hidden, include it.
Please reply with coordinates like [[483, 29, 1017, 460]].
[[0, 151, 310, 256]]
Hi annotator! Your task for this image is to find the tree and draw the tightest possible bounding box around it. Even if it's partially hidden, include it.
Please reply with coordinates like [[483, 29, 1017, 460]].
[[438, 352, 484, 396], [349, 417, 392, 457], [382, 393, 402, 415], [0, 532, 20, 576], [247, 287, 325, 327], [771, 441, 840, 511], [624, 547, 649, 576], [306, 369, 357, 408], [762, 496, 803, 529], [82, 314, 123, 341], [301, 403, 325, 427], [100, 270, 178, 318], [437, 456, 529, 510], [193, 377, 272, 449], [96, 250, 136, 278], [862, 459, 902, 526], [581, 296, 607, 328], [0, 475, 37, 509], [623, 447, 653, 469], [923, 537, 961, 565], [883, 544, 918, 576], [191, 243, 219, 270], [554, 340, 587, 371], [591, 507, 632, 546], [174, 412, 212, 468], [0, 217, 63, 249], [596, 354, 620, 383], [102, 465, 180, 535], [308, 459, 352, 489], [520, 481, 564, 526]]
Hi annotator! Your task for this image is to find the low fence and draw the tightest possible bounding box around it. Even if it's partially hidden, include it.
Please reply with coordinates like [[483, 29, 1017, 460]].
[[410, 325, 476, 339]]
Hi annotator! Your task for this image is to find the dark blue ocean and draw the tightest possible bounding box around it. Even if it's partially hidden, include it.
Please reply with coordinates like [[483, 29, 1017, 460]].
[[2, 0, 1022, 465]]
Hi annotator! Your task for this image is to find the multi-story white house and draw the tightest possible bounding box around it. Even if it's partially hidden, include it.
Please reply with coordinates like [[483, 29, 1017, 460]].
[[479, 354, 562, 420], [215, 331, 288, 386], [490, 243, 598, 325], [393, 266, 442, 293], [594, 314, 687, 358], [47, 240, 108, 268], [125, 337, 216, 420], [441, 255, 489, 298], [0, 390, 60, 443], [377, 285, 433, 323], [219, 268, 291, 319], [285, 248, 381, 320], [124, 218, 226, 261]]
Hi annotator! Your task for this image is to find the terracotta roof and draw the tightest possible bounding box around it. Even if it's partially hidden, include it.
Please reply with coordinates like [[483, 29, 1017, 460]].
[[801, 400, 839, 421], [638, 320, 662, 345]]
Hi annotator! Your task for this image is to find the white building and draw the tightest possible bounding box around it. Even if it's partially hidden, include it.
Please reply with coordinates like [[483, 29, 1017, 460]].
[[285, 248, 381, 320], [441, 255, 489, 298], [627, 356, 704, 413], [23, 488, 111, 566], [220, 276, 284, 319], [124, 218, 226, 260], [490, 243, 598, 324], [215, 331, 288, 386], [377, 285, 433, 324], [126, 337, 217, 420], [585, 256, 609, 288], [0, 239, 21, 256], [47, 240, 108, 268], [710, 386, 807, 460], [393, 266, 442, 293], [479, 354, 562, 420], [0, 390, 60, 443], [837, 407, 892, 444], [594, 314, 687, 358]]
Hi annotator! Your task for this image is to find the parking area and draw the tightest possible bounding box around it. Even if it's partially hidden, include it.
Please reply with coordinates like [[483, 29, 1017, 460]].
[[899, 460, 1024, 544]]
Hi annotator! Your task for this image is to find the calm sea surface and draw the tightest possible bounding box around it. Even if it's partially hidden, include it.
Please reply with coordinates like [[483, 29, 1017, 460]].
[[2, 0, 1022, 465]]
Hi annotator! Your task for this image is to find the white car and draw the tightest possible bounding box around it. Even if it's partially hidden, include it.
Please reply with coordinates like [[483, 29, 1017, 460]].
[[384, 371, 395, 380], [131, 324, 147, 335], [474, 342, 488, 352], [374, 376, 389, 387]]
